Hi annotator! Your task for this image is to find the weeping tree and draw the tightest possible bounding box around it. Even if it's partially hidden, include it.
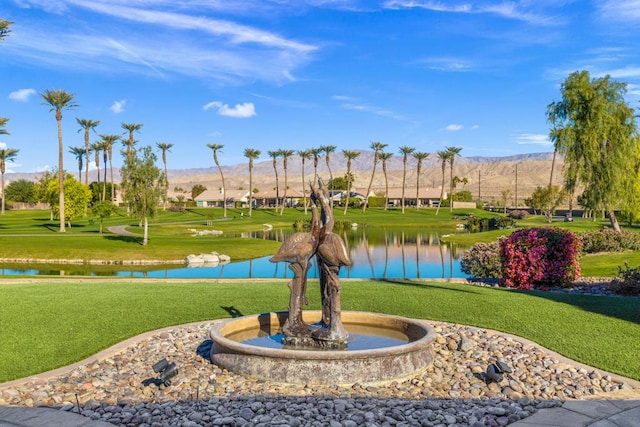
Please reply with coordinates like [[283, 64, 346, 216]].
[[547, 70, 639, 232], [120, 146, 164, 246]]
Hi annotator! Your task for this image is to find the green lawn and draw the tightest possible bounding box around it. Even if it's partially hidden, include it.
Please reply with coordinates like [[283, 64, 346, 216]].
[[0, 279, 638, 383]]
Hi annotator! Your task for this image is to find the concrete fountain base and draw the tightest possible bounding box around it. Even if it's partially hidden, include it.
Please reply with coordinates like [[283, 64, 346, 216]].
[[209, 311, 436, 385]]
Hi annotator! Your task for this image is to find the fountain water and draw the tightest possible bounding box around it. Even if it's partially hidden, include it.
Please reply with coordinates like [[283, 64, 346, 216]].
[[210, 179, 436, 384]]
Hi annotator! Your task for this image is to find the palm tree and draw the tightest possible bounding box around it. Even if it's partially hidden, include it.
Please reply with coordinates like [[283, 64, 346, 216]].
[[91, 141, 105, 196], [446, 146, 463, 211], [156, 142, 173, 209], [121, 122, 143, 158], [309, 147, 322, 182], [320, 145, 337, 203], [342, 149, 360, 215], [398, 145, 415, 213], [41, 89, 77, 233], [297, 149, 312, 214], [99, 135, 120, 203], [363, 141, 387, 213], [435, 150, 450, 215], [280, 149, 295, 215], [379, 152, 393, 210], [412, 151, 429, 209], [207, 143, 227, 218], [0, 148, 19, 215], [76, 118, 100, 185], [244, 148, 261, 217], [267, 150, 281, 211], [68, 146, 85, 181], [0, 117, 9, 136]]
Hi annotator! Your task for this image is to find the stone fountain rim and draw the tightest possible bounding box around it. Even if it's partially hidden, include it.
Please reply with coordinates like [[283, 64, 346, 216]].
[[210, 310, 435, 360]]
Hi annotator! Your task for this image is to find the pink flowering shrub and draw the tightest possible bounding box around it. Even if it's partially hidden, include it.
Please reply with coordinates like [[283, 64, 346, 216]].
[[500, 227, 581, 289], [461, 237, 506, 279]]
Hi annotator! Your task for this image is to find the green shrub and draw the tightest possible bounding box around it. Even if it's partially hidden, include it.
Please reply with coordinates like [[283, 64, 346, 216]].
[[579, 229, 640, 253], [460, 237, 505, 279], [508, 209, 529, 219], [609, 263, 640, 296]]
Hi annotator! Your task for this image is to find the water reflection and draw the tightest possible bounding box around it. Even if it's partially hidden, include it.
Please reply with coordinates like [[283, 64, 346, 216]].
[[0, 228, 468, 279]]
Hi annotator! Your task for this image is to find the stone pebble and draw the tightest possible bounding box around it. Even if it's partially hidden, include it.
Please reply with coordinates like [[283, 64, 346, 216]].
[[0, 318, 633, 426]]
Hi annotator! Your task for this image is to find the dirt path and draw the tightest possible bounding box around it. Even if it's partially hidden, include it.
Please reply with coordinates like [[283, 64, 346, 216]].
[[107, 225, 140, 236]]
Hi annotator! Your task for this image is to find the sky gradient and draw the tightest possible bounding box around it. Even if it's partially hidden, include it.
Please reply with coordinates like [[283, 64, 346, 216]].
[[1, 0, 639, 173]]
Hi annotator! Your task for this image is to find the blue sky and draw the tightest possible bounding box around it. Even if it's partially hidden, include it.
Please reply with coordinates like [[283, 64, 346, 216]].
[[1, 0, 639, 173]]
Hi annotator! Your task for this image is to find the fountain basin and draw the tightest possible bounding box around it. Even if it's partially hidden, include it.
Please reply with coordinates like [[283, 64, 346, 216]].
[[210, 311, 436, 384]]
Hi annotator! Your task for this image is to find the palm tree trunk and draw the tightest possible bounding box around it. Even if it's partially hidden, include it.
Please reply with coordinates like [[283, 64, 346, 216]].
[[143, 216, 148, 245], [57, 116, 65, 233], [280, 165, 288, 216], [109, 155, 115, 203], [363, 159, 377, 213], [401, 160, 407, 214], [383, 167, 389, 210], [301, 160, 308, 215], [435, 164, 446, 215], [1, 171, 5, 215]]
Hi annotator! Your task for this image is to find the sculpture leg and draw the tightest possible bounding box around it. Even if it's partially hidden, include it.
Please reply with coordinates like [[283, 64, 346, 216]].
[[282, 262, 311, 337], [313, 264, 348, 343], [319, 260, 331, 326]]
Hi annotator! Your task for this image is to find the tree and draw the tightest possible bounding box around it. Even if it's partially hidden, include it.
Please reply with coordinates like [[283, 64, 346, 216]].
[[267, 150, 281, 211], [76, 118, 100, 185], [156, 142, 173, 209], [121, 122, 143, 159], [90, 141, 103, 194], [0, 19, 13, 40], [101, 134, 120, 203], [0, 117, 8, 136], [342, 149, 360, 215], [296, 149, 312, 215], [191, 184, 207, 200], [91, 200, 118, 234], [5, 179, 36, 204], [309, 147, 322, 182], [120, 146, 164, 245], [363, 141, 387, 213], [547, 70, 639, 232], [207, 143, 227, 217], [46, 176, 92, 228], [525, 185, 567, 222], [41, 89, 77, 232], [398, 145, 415, 213], [280, 149, 294, 215], [412, 151, 429, 209], [297, 149, 312, 214], [379, 152, 393, 210], [0, 148, 19, 214], [499, 189, 512, 213], [243, 148, 261, 217], [445, 146, 462, 212], [320, 145, 337, 203], [435, 150, 450, 215], [68, 146, 84, 181]]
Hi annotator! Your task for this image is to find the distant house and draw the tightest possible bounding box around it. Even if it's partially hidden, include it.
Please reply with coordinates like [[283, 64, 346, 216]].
[[251, 188, 304, 208], [194, 188, 249, 208], [384, 187, 447, 208]]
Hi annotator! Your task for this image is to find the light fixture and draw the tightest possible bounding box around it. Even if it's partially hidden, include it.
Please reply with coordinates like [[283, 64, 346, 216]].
[[486, 360, 511, 383], [152, 358, 179, 386]]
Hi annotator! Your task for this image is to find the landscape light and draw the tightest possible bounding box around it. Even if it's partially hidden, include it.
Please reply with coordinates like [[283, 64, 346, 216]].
[[152, 358, 179, 386]]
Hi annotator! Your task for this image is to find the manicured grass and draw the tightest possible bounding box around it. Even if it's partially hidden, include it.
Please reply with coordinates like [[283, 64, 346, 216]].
[[0, 279, 638, 383]]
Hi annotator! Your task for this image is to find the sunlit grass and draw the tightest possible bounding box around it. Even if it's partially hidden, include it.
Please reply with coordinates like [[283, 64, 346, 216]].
[[0, 279, 637, 383]]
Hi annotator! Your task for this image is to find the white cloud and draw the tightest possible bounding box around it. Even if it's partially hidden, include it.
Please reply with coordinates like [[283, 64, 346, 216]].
[[8, 88, 37, 101], [471, 124, 480, 129], [203, 101, 256, 118], [515, 133, 551, 145], [382, 0, 561, 26], [444, 124, 463, 131], [419, 57, 475, 72], [333, 96, 416, 124], [110, 99, 126, 113], [0, 142, 6, 149]]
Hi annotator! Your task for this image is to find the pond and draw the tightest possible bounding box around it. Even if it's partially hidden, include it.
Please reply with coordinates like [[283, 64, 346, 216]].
[[0, 228, 469, 279]]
